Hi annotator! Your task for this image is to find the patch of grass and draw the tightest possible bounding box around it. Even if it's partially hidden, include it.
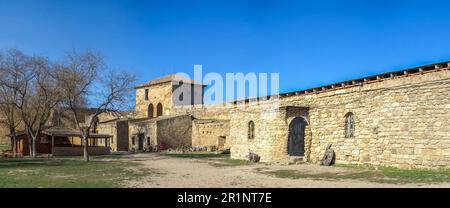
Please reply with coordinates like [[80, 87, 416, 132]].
[[0, 145, 11, 151], [92, 153, 129, 160], [209, 158, 256, 167], [262, 165, 450, 184], [335, 163, 450, 183], [0, 156, 154, 188], [263, 169, 374, 181], [161, 152, 229, 159], [160, 152, 254, 167]]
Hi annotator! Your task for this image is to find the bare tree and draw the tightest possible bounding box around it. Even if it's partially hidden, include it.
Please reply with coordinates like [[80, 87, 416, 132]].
[[0, 49, 61, 158], [0, 50, 23, 157], [57, 50, 135, 162]]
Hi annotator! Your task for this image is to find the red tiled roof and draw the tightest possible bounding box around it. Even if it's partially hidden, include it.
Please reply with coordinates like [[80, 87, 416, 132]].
[[135, 74, 203, 89]]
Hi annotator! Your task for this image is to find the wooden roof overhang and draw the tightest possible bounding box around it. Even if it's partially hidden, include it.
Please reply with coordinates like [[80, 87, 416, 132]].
[[9, 128, 112, 139]]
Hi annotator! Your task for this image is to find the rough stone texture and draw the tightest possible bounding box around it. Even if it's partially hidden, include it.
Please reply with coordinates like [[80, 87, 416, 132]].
[[128, 119, 156, 151], [171, 104, 232, 120], [97, 120, 129, 151], [136, 83, 173, 118], [136, 80, 204, 119], [128, 114, 194, 150], [231, 69, 450, 168], [100, 66, 450, 168], [156, 115, 193, 148], [192, 119, 230, 149]]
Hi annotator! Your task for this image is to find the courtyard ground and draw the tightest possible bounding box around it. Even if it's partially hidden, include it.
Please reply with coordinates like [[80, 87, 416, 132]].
[[2, 152, 450, 188], [123, 153, 450, 188]]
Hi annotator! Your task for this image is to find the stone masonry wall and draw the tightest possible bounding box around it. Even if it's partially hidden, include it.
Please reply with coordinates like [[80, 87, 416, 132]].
[[128, 119, 157, 151], [192, 119, 230, 149], [171, 104, 232, 120], [97, 121, 118, 151], [157, 115, 193, 148], [136, 83, 173, 118], [97, 120, 130, 152], [231, 69, 450, 168]]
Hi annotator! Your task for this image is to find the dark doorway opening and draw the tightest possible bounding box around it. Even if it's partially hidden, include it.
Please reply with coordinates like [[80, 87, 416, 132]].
[[138, 134, 144, 151], [288, 117, 307, 156], [218, 136, 226, 150]]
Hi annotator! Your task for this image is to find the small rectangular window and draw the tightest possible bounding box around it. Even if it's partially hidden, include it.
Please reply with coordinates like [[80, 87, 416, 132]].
[[144, 89, 149, 100]]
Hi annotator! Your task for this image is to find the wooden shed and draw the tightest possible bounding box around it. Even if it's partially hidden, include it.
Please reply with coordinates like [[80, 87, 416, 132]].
[[11, 127, 112, 156]]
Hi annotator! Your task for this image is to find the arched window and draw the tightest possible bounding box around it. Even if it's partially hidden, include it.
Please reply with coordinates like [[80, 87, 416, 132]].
[[345, 112, 355, 138], [147, 137, 150, 145], [148, 103, 154, 118], [131, 137, 136, 146], [248, 121, 255, 140], [156, 103, 163, 117]]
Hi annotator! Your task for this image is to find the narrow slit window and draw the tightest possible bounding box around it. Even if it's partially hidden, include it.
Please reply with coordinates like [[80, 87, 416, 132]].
[[248, 121, 255, 140], [345, 112, 355, 138]]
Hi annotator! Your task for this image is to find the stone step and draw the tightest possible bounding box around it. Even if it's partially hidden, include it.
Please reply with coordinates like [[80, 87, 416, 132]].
[[289, 156, 305, 164]]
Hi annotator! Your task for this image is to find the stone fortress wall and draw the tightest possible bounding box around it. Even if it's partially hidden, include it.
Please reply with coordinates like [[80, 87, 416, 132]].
[[95, 61, 450, 168], [230, 64, 450, 168]]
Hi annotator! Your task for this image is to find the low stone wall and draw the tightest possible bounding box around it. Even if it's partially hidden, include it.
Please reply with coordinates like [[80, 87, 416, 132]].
[[53, 146, 110, 156]]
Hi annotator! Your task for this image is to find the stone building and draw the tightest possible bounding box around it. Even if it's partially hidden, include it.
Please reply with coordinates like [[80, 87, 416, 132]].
[[230, 62, 450, 168], [99, 74, 231, 152], [96, 61, 450, 168]]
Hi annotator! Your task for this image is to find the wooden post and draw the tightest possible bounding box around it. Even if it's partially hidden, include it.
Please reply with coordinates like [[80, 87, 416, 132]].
[[51, 136, 54, 156]]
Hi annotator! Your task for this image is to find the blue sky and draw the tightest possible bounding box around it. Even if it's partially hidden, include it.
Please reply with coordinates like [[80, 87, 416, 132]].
[[1, 0, 450, 100]]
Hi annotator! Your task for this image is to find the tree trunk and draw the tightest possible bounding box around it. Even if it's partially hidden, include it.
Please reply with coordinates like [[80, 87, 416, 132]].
[[12, 134, 16, 158], [83, 136, 89, 162], [28, 136, 33, 158], [32, 136, 36, 158]]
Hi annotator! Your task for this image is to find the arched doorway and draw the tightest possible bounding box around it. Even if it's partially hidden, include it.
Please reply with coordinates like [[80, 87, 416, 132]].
[[288, 117, 307, 156]]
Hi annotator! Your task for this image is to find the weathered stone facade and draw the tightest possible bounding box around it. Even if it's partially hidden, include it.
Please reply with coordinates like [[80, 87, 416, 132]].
[[230, 64, 450, 168], [135, 74, 204, 118], [96, 61, 450, 168], [127, 114, 195, 150], [97, 119, 129, 151], [193, 119, 230, 149], [127, 74, 231, 151]]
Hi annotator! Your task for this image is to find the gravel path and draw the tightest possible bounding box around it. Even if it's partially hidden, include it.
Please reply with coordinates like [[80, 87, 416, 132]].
[[122, 153, 450, 188]]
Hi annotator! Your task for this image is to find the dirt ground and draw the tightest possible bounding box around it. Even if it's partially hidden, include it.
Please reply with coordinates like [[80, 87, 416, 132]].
[[121, 153, 450, 188]]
